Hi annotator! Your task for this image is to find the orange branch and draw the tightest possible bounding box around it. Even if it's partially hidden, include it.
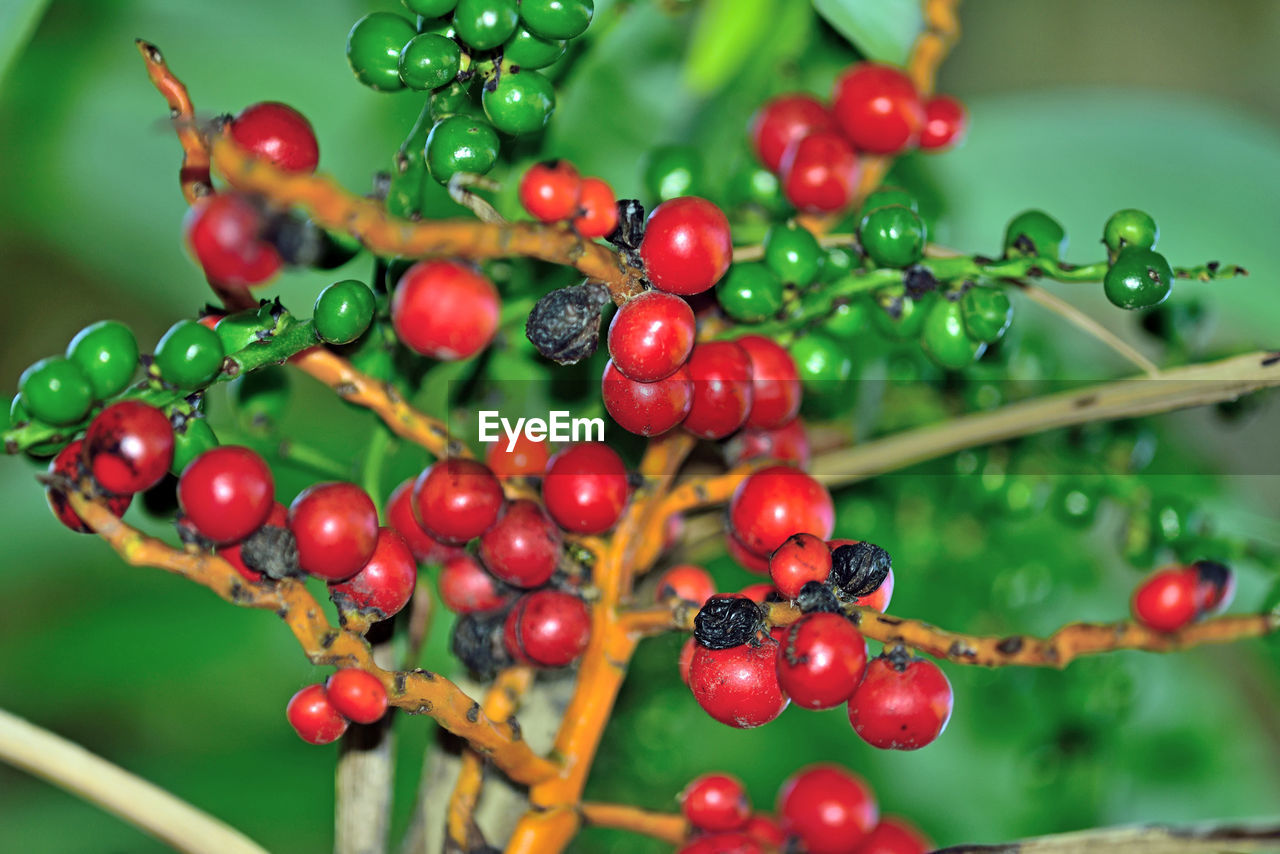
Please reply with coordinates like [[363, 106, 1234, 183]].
[[136, 40, 211, 203], [579, 803, 688, 845]]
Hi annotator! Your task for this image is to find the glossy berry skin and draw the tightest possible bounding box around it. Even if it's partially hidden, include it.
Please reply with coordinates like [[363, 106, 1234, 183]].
[[1131, 566, 1200, 632], [654, 564, 716, 607], [1104, 247, 1174, 310], [778, 764, 878, 854], [745, 816, 787, 848], [717, 263, 783, 323], [286, 684, 348, 745], [639, 197, 733, 296], [178, 446, 275, 544], [453, 0, 519, 49], [479, 499, 562, 588], [154, 320, 226, 389], [831, 63, 925, 155], [83, 401, 174, 496], [47, 440, 132, 532], [780, 130, 860, 213], [504, 590, 591, 667], [919, 95, 967, 151], [398, 33, 461, 91], [439, 552, 509, 613], [66, 320, 138, 400], [859, 205, 926, 269], [677, 833, 763, 854], [1103, 208, 1159, 255], [18, 357, 92, 426], [541, 443, 629, 533], [413, 458, 504, 544], [289, 482, 380, 581], [502, 27, 566, 69], [855, 817, 932, 854], [425, 116, 501, 183], [777, 613, 868, 710], [607, 291, 696, 383], [729, 465, 835, 558], [848, 655, 953, 750], [386, 478, 461, 564], [183, 193, 281, 288], [960, 286, 1013, 343], [602, 360, 692, 437], [763, 221, 823, 287], [680, 773, 750, 833], [325, 669, 389, 724], [520, 0, 593, 39], [1004, 209, 1067, 260], [921, 298, 984, 370], [683, 341, 753, 440], [485, 433, 549, 478], [769, 533, 832, 599], [329, 527, 418, 620], [726, 418, 810, 469], [347, 12, 416, 91], [643, 144, 703, 202], [314, 280, 376, 345], [737, 335, 801, 429], [572, 176, 619, 238], [482, 69, 556, 135], [750, 94, 834, 173], [230, 102, 319, 173], [689, 639, 789, 728], [392, 260, 500, 360], [519, 160, 582, 223]]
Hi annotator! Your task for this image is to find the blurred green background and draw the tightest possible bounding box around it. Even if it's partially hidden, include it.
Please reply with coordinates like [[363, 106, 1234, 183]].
[[1, 1, 1279, 852]]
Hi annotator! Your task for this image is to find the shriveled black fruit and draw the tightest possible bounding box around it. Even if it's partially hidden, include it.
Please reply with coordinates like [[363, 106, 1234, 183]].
[[242, 525, 302, 579], [830, 541, 892, 598], [525, 282, 612, 364], [451, 609, 513, 679], [607, 199, 646, 251], [795, 580, 841, 614], [693, 594, 764, 649]]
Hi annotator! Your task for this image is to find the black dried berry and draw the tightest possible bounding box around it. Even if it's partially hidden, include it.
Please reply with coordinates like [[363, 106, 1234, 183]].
[[830, 541, 892, 598], [451, 610, 513, 679], [795, 581, 841, 614], [525, 282, 612, 365], [241, 525, 302, 579], [1191, 559, 1231, 598], [607, 199, 646, 251], [693, 595, 764, 650]]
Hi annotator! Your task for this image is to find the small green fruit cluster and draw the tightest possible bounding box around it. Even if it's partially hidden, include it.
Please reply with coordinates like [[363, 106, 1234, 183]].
[[1101, 209, 1171, 310]]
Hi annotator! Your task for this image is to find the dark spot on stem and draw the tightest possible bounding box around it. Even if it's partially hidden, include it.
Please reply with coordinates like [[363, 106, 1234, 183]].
[[996, 636, 1024, 655], [466, 703, 481, 723]]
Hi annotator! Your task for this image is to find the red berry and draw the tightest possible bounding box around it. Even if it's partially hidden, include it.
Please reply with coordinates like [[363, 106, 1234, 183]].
[[219, 501, 288, 582], [848, 653, 953, 750], [183, 193, 281, 288], [178, 446, 275, 544], [439, 552, 510, 614], [655, 564, 717, 607], [749, 94, 834, 173], [688, 638, 789, 728], [286, 683, 348, 745], [683, 341, 754, 440], [602, 359, 692, 437], [1191, 560, 1235, 616], [678, 635, 696, 685], [325, 668, 388, 724], [745, 815, 787, 848], [639, 197, 733, 296], [1131, 566, 1200, 633], [769, 533, 832, 599], [726, 533, 770, 574], [778, 764, 878, 854], [919, 95, 967, 151], [729, 465, 834, 558], [677, 833, 763, 854], [503, 590, 591, 667], [289, 482, 380, 581], [519, 160, 582, 222], [541, 443, 629, 534], [412, 458, 504, 544], [229, 101, 320, 173], [777, 613, 867, 710], [392, 260, 499, 360], [47, 440, 132, 532], [831, 62, 925, 155], [854, 817, 932, 854], [572, 176, 619, 238], [83, 401, 174, 496], [607, 291, 697, 383], [738, 582, 776, 604], [725, 418, 810, 468], [478, 499, 562, 588], [737, 335, 801, 429], [329, 527, 418, 620], [680, 772, 750, 833], [485, 434, 549, 478], [386, 478, 461, 564], [780, 130, 860, 213]]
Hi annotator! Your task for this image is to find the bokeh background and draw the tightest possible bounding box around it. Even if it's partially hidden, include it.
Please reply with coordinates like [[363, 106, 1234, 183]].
[[1, 1, 1279, 852]]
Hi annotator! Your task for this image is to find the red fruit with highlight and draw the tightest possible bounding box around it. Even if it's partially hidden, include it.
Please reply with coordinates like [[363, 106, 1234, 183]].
[[689, 638, 789, 728], [439, 552, 509, 614], [683, 341, 754, 440], [831, 62, 925, 155], [503, 589, 591, 667], [1131, 566, 1200, 633], [778, 764, 878, 854], [485, 433, 549, 478], [386, 478, 461, 564], [729, 465, 834, 558], [179, 445, 275, 544], [919, 95, 967, 151], [289, 481, 379, 581], [769, 532, 832, 599], [478, 499, 562, 588], [848, 653, 953, 750], [230, 101, 320, 173], [750, 94, 835, 172], [573, 176, 619, 238], [47, 440, 132, 533], [325, 668, 388, 724], [639, 197, 733, 296], [737, 335, 802, 429], [183, 193, 282, 288], [780, 130, 860, 213], [725, 418, 810, 468], [83, 401, 174, 496], [680, 773, 750, 833], [607, 290, 697, 383], [602, 359, 692, 436], [329, 527, 418, 620], [541, 443, 629, 534], [776, 613, 868, 710], [412, 458, 504, 544], [519, 160, 582, 222], [854, 817, 932, 854], [286, 684, 348, 745], [392, 260, 499, 360], [655, 564, 716, 607]]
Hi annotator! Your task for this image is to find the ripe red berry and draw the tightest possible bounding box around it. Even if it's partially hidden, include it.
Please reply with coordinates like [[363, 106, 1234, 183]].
[[229, 101, 320, 173], [391, 260, 499, 360], [919, 95, 967, 151], [478, 499, 562, 588], [519, 160, 582, 222], [688, 638, 789, 728], [780, 130, 860, 213], [541, 443, 629, 534], [286, 683, 348, 745], [725, 418, 810, 468], [744, 815, 786, 848], [178, 446, 275, 544], [769, 533, 832, 599], [739, 582, 777, 604], [683, 341, 754, 440], [572, 176, 619, 238], [1191, 559, 1235, 616], [47, 440, 132, 532], [1131, 566, 1200, 633], [680, 772, 750, 833], [412, 458, 504, 544], [602, 359, 692, 437], [677, 833, 763, 854], [219, 501, 288, 582], [503, 589, 591, 667], [726, 533, 770, 574], [737, 336, 801, 429], [183, 193, 282, 288], [325, 668, 388, 724], [386, 478, 461, 564], [776, 613, 867, 710], [655, 564, 717, 607], [329, 527, 418, 620], [607, 290, 697, 383], [485, 433, 549, 478], [749, 94, 835, 173], [854, 817, 932, 854], [831, 62, 925, 155], [83, 401, 174, 496], [439, 552, 510, 614], [639, 197, 733, 296], [289, 481, 380, 581], [848, 652, 953, 750], [778, 764, 878, 854], [729, 465, 834, 558]]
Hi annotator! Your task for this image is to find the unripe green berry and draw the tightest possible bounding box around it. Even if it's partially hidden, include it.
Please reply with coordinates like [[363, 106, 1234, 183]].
[[1004, 209, 1067, 260], [315, 280, 377, 345], [871, 289, 932, 339], [214, 308, 271, 355], [430, 80, 478, 119], [347, 12, 417, 91], [519, 0, 593, 40], [920, 297, 984, 370], [19, 357, 94, 425], [1104, 247, 1174, 310], [789, 332, 852, 389], [960, 286, 1013, 343], [403, 0, 458, 16], [426, 115, 500, 183], [642, 145, 703, 202], [66, 320, 139, 400], [819, 299, 868, 340], [501, 27, 567, 69], [716, 263, 783, 322], [481, 69, 555, 135], [820, 246, 856, 283], [859, 204, 926, 269], [1103, 208, 1159, 256], [9, 395, 63, 457], [230, 367, 290, 431], [763, 221, 822, 286], [453, 0, 519, 50], [399, 33, 462, 91], [728, 165, 790, 217], [861, 186, 918, 215], [171, 416, 219, 475], [154, 320, 225, 389]]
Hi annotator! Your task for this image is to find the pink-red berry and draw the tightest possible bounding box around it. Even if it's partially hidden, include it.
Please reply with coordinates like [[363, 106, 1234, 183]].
[[178, 446, 275, 544], [639, 197, 733, 296], [325, 668, 389, 724], [541, 443, 629, 534], [392, 260, 499, 360], [289, 481, 380, 581]]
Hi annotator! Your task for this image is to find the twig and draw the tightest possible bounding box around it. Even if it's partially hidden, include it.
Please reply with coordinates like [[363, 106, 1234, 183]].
[[578, 803, 688, 845], [934, 820, 1280, 853], [135, 40, 210, 202], [1013, 280, 1160, 376]]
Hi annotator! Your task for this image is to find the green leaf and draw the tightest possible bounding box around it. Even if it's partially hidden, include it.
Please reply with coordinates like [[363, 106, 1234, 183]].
[[811, 0, 921, 64], [684, 0, 778, 94], [0, 0, 49, 83]]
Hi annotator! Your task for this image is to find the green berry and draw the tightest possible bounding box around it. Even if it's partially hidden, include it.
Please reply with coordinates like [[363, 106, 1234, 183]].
[[230, 367, 290, 431], [789, 332, 852, 388], [729, 165, 790, 216], [9, 395, 63, 457], [763, 222, 822, 286], [1052, 478, 1099, 529], [1104, 247, 1174, 310], [404, 0, 458, 16], [519, 0, 593, 39], [859, 204, 926, 269], [416, 15, 458, 38], [819, 299, 868, 340], [960, 286, 1013, 343], [399, 33, 462, 90], [66, 320, 138, 400], [716, 263, 783, 322], [154, 320, 225, 389], [430, 80, 478, 119], [453, 0, 519, 50], [1004, 209, 1067, 260], [481, 69, 555, 135], [426, 115, 500, 183], [347, 12, 417, 91], [920, 297, 984, 370], [214, 309, 268, 355], [502, 27, 566, 69], [821, 246, 857, 283], [315, 280, 377, 345], [861, 186, 917, 215], [1103, 208, 1159, 256], [171, 416, 219, 475], [871, 289, 932, 339], [642, 145, 703, 202], [18, 357, 93, 425]]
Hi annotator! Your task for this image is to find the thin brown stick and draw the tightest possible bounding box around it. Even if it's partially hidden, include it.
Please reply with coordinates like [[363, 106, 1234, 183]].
[[578, 803, 688, 845], [1013, 280, 1160, 376]]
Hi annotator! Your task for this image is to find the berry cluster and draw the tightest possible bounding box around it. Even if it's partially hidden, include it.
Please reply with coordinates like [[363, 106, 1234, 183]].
[[517, 160, 619, 238], [1131, 560, 1235, 633], [287, 668, 389, 745]]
